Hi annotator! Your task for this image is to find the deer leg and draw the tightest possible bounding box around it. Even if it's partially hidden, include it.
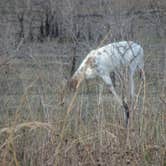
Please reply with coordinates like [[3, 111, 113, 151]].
[[110, 84, 130, 127], [129, 72, 135, 109], [101, 74, 129, 127], [85, 79, 90, 93], [129, 63, 137, 111]]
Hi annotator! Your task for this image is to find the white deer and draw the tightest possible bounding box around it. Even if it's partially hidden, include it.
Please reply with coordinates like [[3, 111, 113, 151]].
[[69, 41, 144, 126]]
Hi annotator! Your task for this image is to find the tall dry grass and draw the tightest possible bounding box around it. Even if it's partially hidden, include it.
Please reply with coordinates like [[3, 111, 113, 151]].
[[0, 38, 165, 166], [0, 1, 165, 164]]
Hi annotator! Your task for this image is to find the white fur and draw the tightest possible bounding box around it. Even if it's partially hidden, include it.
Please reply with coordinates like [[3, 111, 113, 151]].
[[72, 41, 144, 107]]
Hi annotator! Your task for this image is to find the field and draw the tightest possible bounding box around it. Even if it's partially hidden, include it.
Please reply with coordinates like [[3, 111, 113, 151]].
[[0, 39, 165, 166], [0, 0, 166, 165]]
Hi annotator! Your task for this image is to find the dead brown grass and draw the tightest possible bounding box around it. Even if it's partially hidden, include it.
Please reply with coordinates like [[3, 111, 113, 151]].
[[0, 34, 165, 166]]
